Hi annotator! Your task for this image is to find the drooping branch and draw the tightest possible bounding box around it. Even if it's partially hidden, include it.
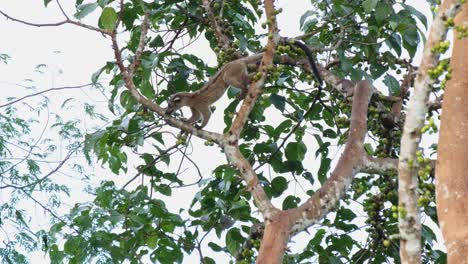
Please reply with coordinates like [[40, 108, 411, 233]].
[[397, 1, 462, 263]]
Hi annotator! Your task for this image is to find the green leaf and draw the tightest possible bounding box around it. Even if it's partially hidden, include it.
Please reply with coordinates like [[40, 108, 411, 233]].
[[285, 141, 307, 162], [402, 25, 420, 47], [282, 195, 300, 210], [207, 242, 223, 252], [300, 10, 315, 28], [351, 249, 371, 263], [375, 3, 393, 23], [422, 224, 437, 244], [271, 176, 288, 197], [370, 63, 386, 79], [383, 74, 401, 96], [273, 120, 292, 138], [363, 143, 374, 155], [74, 3, 98, 19], [203, 257, 216, 264], [156, 184, 172, 196], [99, 7, 118, 31], [386, 33, 402, 56], [225, 228, 243, 255], [402, 3, 427, 29], [308, 229, 326, 247], [362, 0, 378, 13], [44, 0, 52, 7], [269, 94, 286, 112], [318, 157, 331, 184], [147, 234, 158, 249], [97, 0, 109, 8]]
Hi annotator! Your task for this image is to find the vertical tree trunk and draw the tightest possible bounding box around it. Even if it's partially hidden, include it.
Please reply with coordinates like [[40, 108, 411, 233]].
[[436, 4, 468, 263], [256, 212, 292, 264]]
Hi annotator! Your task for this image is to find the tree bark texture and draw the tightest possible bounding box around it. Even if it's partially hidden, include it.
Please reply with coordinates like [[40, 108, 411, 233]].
[[436, 3, 468, 263]]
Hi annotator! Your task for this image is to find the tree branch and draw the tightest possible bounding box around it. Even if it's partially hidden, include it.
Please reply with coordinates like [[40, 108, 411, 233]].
[[289, 80, 373, 232], [0, 9, 109, 35], [128, 12, 150, 76], [227, 1, 279, 138], [109, 31, 223, 143], [0, 84, 93, 108], [201, 0, 231, 48], [397, 2, 462, 263]]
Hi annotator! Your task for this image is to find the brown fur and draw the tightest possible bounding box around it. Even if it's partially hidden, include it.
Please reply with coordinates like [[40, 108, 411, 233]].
[[165, 61, 253, 128]]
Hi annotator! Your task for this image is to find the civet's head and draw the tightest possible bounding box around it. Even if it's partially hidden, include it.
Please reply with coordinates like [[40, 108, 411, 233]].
[[165, 92, 191, 115]]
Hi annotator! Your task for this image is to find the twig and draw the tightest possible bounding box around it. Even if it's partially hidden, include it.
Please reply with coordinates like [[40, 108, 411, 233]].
[[0, 83, 93, 108], [0, 9, 109, 35], [128, 12, 150, 76]]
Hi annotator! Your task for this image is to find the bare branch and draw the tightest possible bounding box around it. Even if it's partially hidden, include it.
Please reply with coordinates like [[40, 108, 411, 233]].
[[56, 0, 70, 20], [0, 83, 93, 108], [128, 12, 150, 76], [0, 9, 109, 35]]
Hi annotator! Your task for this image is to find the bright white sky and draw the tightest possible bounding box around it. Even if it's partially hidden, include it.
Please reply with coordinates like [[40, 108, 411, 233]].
[[0, 1, 438, 263]]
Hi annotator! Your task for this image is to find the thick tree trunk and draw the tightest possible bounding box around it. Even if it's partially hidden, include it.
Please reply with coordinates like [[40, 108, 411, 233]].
[[256, 212, 292, 264], [435, 4, 468, 263]]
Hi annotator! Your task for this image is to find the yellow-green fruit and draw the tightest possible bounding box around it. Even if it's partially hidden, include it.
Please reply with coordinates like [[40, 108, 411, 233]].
[[383, 240, 391, 247]]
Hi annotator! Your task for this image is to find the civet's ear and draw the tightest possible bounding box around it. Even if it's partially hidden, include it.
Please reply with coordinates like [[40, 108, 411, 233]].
[[172, 96, 181, 102]]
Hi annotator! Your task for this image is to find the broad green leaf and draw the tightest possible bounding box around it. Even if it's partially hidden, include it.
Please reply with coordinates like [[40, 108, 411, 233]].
[[207, 242, 223, 252], [282, 195, 300, 210], [99, 7, 118, 31], [44, 0, 52, 7], [147, 234, 158, 249], [285, 141, 307, 162], [308, 229, 326, 247], [383, 74, 401, 96], [402, 3, 428, 29], [375, 3, 393, 23], [269, 94, 286, 112], [156, 184, 172, 196], [318, 157, 331, 184], [300, 10, 315, 28], [363, 143, 374, 155], [362, 0, 378, 13], [225, 228, 243, 255], [370, 63, 386, 79], [386, 33, 402, 56], [74, 3, 98, 19], [271, 176, 288, 197], [97, 0, 109, 8]]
